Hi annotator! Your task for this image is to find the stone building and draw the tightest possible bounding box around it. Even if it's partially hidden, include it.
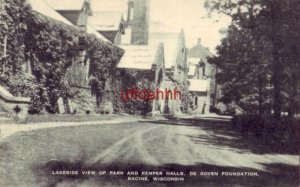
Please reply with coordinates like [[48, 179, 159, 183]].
[[88, 12, 125, 44], [36, 0, 189, 115], [89, 0, 188, 114], [114, 0, 168, 114], [188, 39, 214, 78], [44, 0, 93, 31], [117, 44, 165, 114], [149, 31, 189, 114], [43, 0, 153, 114], [187, 38, 215, 114], [188, 79, 210, 115], [28, 0, 117, 114]]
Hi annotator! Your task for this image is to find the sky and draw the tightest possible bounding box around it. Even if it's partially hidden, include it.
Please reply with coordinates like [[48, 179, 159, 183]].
[[92, 0, 231, 53]]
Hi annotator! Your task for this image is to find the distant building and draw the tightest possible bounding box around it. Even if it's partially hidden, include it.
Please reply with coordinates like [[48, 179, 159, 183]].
[[113, 0, 189, 115], [88, 11, 125, 44], [187, 38, 218, 114], [149, 31, 189, 114], [188, 38, 214, 78], [188, 79, 210, 114], [188, 58, 205, 80]]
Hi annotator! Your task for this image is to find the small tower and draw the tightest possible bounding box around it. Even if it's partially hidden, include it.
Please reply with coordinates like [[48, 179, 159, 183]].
[[126, 0, 150, 45]]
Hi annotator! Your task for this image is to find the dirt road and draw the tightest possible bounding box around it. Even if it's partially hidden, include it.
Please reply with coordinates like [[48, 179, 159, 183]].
[[85, 121, 298, 170], [0, 120, 298, 186]]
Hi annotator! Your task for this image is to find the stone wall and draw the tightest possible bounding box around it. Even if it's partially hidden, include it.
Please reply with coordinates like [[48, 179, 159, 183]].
[[189, 92, 210, 115], [68, 84, 115, 115], [0, 86, 30, 121], [68, 86, 96, 114], [0, 98, 29, 121]]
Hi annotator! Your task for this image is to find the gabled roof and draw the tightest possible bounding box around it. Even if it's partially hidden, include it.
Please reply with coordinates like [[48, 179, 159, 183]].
[[28, 0, 109, 42], [188, 79, 209, 92], [28, 0, 75, 26], [117, 45, 159, 70], [86, 24, 110, 42], [44, 0, 88, 11], [88, 11, 123, 31], [188, 40, 214, 63], [149, 32, 181, 69]]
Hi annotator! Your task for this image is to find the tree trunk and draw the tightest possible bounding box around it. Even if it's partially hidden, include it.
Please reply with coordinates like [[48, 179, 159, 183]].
[[288, 70, 298, 117], [258, 74, 263, 115], [270, 0, 282, 119]]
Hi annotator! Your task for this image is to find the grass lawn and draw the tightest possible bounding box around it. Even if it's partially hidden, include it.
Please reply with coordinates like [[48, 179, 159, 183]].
[[0, 122, 146, 186], [24, 114, 133, 124]]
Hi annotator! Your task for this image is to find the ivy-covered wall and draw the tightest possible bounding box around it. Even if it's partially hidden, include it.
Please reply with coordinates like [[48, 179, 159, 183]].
[[114, 69, 156, 115], [0, 0, 123, 114]]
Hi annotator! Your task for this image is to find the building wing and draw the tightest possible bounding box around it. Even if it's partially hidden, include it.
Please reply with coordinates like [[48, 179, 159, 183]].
[[44, 0, 88, 11], [149, 32, 180, 69], [117, 45, 158, 70], [28, 0, 75, 26], [188, 79, 209, 92], [89, 11, 123, 31], [86, 24, 111, 42]]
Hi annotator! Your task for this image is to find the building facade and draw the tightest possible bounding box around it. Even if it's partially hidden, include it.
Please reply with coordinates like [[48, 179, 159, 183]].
[[187, 39, 215, 114]]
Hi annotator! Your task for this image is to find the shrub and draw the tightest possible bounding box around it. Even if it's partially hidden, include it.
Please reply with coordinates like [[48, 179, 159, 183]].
[[232, 114, 298, 146]]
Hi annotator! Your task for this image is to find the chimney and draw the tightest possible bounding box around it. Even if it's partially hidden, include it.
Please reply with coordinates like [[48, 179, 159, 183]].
[[197, 38, 201, 45], [128, 0, 150, 45], [127, 0, 134, 25]]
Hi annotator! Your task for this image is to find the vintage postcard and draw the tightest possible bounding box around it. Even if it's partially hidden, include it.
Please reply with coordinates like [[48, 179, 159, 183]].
[[0, 0, 299, 186]]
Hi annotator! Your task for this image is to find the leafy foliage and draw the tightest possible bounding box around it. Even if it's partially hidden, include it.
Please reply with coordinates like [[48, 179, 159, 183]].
[[114, 69, 155, 115], [232, 114, 298, 153], [0, 0, 123, 114], [206, 0, 300, 116]]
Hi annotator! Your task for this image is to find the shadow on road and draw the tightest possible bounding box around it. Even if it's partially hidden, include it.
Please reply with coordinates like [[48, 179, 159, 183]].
[[34, 160, 299, 187], [139, 119, 299, 155]]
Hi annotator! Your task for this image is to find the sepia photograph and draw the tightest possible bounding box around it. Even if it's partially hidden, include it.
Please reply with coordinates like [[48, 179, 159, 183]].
[[0, 0, 299, 186]]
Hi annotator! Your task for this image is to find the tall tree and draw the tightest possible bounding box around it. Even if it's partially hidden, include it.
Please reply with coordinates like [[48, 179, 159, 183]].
[[206, 0, 300, 117]]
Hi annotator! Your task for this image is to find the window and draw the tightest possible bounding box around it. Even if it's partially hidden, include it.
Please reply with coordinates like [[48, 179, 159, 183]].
[[195, 96, 198, 106]]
